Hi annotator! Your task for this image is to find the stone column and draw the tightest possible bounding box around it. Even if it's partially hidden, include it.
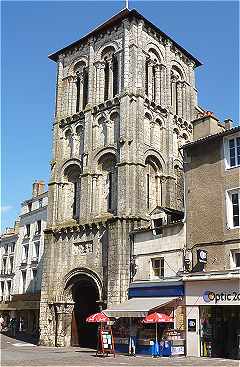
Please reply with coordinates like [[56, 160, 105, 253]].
[[182, 83, 187, 121], [160, 65, 166, 107], [109, 59, 113, 100], [71, 77, 78, 115], [99, 62, 105, 103], [155, 64, 161, 105], [156, 174, 161, 206], [123, 19, 130, 91], [79, 72, 84, 112], [148, 61, 153, 101], [165, 41, 172, 108], [55, 56, 64, 119], [177, 82, 182, 117], [117, 52, 122, 94], [88, 39, 94, 106], [54, 302, 75, 347], [91, 175, 98, 214]]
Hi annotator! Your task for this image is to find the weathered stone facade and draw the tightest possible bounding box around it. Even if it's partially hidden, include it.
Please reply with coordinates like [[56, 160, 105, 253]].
[[39, 8, 200, 346]]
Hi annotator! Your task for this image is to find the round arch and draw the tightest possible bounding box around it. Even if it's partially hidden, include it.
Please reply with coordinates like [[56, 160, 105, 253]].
[[144, 149, 166, 173], [63, 268, 103, 348], [95, 41, 119, 62], [170, 61, 187, 80]]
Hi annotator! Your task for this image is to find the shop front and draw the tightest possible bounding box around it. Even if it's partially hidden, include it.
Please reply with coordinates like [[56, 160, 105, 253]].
[[184, 273, 240, 360], [104, 280, 186, 356]]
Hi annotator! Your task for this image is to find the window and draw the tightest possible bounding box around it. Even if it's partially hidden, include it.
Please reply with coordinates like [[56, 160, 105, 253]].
[[36, 220, 41, 234], [34, 242, 40, 259], [82, 67, 89, 109], [225, 136, 240, 169], [1, 282, 4, 296], [4, 246, 8, 255], [2, 259, 7, 274], [28, 202, 32, 212], [104, 61, 109, 101], [152, 258, 164, 278], [153, 218, 163, 235], [226, 189, 240, 228], [9, 257, 14, 274], [7, 281, 11, 295], [39, 199, 43, 208], [22, 271, 27, 293], [32, 269, 37, 292], [231, 250, 240, 268], [22, 245, 29, 261], [9, 242, 15, 253], [235, 253, 240, 268], [112, 55, 119, 97], [26, 224, 30, 237]]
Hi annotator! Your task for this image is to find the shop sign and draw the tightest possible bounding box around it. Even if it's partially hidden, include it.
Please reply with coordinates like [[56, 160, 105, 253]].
[[188, 319, 196, 332], [171, 346, 185, 355], [203, 290, 240, 304]]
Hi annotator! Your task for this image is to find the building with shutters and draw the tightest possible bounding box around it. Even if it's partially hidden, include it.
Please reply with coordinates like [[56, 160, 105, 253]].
[[0, 181, 48, 334]]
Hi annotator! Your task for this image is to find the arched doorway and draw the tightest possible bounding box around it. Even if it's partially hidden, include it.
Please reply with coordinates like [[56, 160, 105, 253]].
[[65, 273, 100, 347]]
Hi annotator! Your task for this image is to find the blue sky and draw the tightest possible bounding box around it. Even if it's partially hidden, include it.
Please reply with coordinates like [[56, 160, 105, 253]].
[[1, 0, 239, 231]]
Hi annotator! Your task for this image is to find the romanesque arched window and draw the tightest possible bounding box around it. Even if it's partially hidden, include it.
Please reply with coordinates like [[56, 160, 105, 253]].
[[145, 49, 164, 105], [74, 61, 88, 113], [145, 156, 162, 210], [97, 154, 117, 213], [101, 46, 119, 101], [171, 66, 183, 116], [63, 164, 81, 219], [75, 125, 84, 157], [64, 129, 73, 158]]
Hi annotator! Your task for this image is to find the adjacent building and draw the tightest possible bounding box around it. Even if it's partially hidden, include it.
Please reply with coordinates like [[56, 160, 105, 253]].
[[182, 115, 240, 359], [39, 7, 201, 347], [0, 181, 48, 333], [0, 224, 19, 307]]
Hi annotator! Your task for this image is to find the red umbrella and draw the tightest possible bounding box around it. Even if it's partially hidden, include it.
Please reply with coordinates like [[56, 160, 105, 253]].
[[86, 312, 110, 323], [142, 312, 173, 324], [142, 313, 174, 346]]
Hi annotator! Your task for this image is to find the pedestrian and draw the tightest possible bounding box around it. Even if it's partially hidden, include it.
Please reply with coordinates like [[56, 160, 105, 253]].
[[128, 319, 137, 356], [9, 317, 17, 337], [0, 315, 4, 332]]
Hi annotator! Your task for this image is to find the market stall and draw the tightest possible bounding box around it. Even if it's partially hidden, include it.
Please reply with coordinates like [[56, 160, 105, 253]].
[[103, 296, 185, 356]]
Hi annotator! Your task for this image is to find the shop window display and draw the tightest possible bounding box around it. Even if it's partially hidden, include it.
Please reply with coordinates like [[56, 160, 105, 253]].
[[200, 306, 240, 359]]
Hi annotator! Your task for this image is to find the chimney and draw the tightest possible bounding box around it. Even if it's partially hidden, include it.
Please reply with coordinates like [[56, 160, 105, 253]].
[[224, 119, 233, 130], [32, 180, 45, 198], [192, 111, 225, 141]]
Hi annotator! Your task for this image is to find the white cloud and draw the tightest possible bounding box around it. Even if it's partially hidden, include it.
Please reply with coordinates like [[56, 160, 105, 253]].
[[1, 206, 12, 213]]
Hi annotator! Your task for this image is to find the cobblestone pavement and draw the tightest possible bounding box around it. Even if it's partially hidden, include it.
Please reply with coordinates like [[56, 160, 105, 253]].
[[1, 333, 239, 367]]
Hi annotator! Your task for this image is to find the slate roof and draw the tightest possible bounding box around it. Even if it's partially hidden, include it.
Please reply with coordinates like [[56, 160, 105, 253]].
[[48, 8, 202, 66]]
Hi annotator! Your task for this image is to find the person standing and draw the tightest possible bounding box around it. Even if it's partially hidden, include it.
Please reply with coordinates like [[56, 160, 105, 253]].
[[0, 315, 4, 332], [129, 319, 137, 356], [9, 317, 17, 337]]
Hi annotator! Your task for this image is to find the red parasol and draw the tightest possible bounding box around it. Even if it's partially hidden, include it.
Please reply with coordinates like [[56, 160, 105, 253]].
[[142, 312, 173, 324], [86, 312, 110, 323], [142, 312, 174, 348]]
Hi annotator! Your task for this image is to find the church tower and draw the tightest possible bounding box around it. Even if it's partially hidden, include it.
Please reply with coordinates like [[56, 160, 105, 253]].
[[39, 8, 201, 347]]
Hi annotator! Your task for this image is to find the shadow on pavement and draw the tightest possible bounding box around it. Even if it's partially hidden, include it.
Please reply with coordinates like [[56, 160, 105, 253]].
[[2, 331, 38, 345]]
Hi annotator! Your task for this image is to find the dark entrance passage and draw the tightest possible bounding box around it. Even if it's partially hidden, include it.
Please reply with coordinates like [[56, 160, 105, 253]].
[[69, 275, 100, 347], [200, 305, 240, 359]]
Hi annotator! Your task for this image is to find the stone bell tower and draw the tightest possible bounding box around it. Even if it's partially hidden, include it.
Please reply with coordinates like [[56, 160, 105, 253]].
[[39, 8, 201, 347]]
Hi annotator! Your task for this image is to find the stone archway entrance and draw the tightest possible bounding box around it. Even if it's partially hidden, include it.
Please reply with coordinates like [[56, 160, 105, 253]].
[[65, 273, 101, 348]]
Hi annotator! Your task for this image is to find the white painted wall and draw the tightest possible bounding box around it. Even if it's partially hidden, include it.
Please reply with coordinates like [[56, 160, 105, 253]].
[[133, 223, 185, 280]]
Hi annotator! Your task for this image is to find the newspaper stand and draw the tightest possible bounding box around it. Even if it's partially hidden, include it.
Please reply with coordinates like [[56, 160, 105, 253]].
[[96, 325, 115, 358]]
